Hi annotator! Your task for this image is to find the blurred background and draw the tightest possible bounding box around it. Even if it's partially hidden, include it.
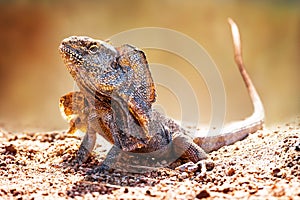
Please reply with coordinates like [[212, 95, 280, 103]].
[[0, 0, 299, 132]]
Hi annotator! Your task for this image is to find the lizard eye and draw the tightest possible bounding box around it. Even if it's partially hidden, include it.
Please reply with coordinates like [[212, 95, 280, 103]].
[[89, 45, 99, 54]]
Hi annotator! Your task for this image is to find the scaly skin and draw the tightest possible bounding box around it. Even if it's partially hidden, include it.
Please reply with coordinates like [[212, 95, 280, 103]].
[[59, 19, 264, 172]]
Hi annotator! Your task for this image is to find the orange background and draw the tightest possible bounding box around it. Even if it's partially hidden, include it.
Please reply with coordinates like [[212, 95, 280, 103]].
[[0, 1, 299, 132]]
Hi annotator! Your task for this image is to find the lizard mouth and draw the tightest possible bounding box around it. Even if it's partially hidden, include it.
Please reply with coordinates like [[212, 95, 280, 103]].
[[59, 44, 83, 65]]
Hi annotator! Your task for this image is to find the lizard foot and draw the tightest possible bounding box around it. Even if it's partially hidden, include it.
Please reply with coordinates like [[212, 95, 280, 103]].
[[86, 164, 110, 175], [73, 146, 91, 165]]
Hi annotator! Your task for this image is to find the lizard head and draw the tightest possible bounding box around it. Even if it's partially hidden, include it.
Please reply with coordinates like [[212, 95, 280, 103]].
[[60, 36, 156, 138], [59, 36, 124, 96]]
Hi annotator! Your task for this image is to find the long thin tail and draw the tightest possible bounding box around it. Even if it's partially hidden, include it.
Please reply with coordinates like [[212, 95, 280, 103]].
[[193, 18, 265, 152]]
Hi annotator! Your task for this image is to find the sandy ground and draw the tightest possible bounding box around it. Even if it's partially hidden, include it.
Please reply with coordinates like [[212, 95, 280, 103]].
[[0, 117, 299, 199]]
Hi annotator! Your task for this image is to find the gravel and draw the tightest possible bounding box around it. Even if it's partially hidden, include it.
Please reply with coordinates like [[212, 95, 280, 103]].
[[0, 117, 299, 199]]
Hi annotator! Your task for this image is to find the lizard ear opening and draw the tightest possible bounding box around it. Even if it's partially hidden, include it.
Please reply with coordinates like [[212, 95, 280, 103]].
[[116, 44, 156, 137]]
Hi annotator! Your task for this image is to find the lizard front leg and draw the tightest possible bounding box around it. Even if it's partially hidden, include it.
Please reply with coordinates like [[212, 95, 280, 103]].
[[59, 91, 96, 164], [75, 128, 96, 164], [75, 113, 98, 164]]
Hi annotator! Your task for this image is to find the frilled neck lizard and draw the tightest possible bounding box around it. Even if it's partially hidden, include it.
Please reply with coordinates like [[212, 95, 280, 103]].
[[59, 19, 264, 173]]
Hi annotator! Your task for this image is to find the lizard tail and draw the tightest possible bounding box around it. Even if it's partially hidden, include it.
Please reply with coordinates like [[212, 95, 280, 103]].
[[193, 18, 265, 153]]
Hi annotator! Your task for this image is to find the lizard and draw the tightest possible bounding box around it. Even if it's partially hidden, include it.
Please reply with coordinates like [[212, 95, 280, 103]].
[[58, 18, 264, 173]]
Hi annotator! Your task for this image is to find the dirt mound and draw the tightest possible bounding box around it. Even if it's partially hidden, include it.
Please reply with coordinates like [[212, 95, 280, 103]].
[[0, 117, 299, 199]]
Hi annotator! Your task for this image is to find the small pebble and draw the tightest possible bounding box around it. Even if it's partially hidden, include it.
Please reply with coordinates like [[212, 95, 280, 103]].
[[196, 190, 210, 199]]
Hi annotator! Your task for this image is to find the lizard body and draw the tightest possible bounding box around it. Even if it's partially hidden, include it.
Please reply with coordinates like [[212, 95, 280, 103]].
[[59, 19, 264, 172]]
